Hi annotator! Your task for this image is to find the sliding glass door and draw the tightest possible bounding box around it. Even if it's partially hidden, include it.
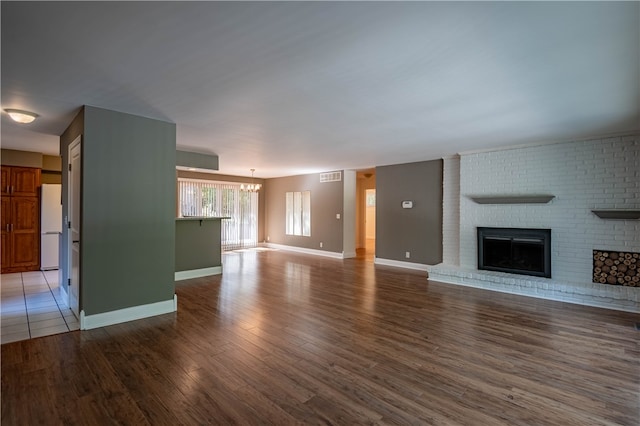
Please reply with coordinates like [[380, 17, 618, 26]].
[[178, 179, 258, 250]]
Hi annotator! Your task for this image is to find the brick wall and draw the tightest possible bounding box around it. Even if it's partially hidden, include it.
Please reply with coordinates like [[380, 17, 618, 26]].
[[442, 155, 460, 265], [453, 134, 639, 286]]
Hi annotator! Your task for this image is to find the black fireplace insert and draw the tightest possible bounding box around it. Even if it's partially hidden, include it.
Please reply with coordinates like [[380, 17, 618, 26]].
[[477, 227, 551, 278]]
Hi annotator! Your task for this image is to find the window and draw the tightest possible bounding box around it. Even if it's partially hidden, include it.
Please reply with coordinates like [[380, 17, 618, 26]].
[[366, 190, 376, 207], [286, 191, 311, 236], [178, 179, 258, 250]]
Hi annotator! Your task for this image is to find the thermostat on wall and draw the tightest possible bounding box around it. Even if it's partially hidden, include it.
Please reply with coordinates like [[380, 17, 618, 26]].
[[402, 201, 413, 209]]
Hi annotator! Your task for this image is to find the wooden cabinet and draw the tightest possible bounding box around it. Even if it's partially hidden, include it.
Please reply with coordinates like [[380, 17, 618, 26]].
[[1, 197, 11, 268], [2, 166, 40, 196], [0, 167, 9, 196], [1, 166, 40, 273]]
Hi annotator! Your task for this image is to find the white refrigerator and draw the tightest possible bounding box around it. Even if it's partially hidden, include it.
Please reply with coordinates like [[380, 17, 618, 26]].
[[41, 184, 62, 270]]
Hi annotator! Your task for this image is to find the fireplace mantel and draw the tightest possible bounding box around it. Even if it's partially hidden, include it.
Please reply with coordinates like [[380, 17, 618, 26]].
[[468, 194, 555, 204]]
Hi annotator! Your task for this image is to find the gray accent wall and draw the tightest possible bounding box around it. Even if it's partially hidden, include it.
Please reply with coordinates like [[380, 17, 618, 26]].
[[265, 172, 344, 253], [376, 160, 443, 265], [60, 106, 176, 316]]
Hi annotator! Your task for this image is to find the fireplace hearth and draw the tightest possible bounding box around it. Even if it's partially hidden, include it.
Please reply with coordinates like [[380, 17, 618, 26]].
[[478, 227, 551, 278]]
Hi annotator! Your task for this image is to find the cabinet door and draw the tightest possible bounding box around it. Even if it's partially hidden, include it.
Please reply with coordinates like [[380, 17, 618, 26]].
[[11, 167, 40, 196], [11, 232, 39, 269], [12, 197, 38, 232], [1, 231, 10, 270], [1, 196, 10, 231], [10, 197, 39, 269], [1, 197, 11, 269], [0, 167, 9, 196]]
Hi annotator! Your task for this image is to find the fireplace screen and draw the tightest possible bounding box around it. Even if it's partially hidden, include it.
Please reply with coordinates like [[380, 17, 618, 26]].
[[478, 227, 551, 278]]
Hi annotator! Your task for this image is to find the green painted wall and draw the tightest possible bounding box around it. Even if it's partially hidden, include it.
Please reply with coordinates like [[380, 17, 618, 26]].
[[176, 150, 218, 171], [61, 106, 176, 316], [175, 219, 222, 271]]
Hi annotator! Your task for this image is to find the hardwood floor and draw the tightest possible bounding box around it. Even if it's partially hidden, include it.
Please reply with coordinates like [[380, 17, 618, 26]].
[[2, 249, 639, 425]]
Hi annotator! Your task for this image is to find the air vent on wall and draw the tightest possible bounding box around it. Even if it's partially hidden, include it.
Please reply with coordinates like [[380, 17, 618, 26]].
[[319, 171, 341, 183]]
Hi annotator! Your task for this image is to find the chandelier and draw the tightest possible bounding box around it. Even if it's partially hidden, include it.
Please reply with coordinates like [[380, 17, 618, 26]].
[[240, 169, 262, 192]]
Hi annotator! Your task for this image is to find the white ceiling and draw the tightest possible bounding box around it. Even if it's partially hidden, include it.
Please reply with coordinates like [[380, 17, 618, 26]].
[[2, 2, 639, 178]]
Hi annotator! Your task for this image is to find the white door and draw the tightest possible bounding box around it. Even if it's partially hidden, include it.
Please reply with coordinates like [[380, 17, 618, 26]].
[[68, 137, 81, 318]]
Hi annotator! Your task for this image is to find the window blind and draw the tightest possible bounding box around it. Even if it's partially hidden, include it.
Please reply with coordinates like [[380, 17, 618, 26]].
[[178, 178, 258, 251]]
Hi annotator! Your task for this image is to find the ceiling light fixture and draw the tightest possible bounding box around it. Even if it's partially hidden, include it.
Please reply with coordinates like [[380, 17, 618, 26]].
[[5, 109, 38, 124], [240, 169, 262, 192]]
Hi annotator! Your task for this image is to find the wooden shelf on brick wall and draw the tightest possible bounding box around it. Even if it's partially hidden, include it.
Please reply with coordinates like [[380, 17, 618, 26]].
[[591, 209, 640, 220], [468, 195, 555, 204]]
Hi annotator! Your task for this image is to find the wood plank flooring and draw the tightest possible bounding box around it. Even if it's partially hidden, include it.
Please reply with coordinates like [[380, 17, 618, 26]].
[[2, 248, 639, 425]]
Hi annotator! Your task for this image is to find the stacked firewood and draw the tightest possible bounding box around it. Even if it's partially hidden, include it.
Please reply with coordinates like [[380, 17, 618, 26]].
[[593, 250, 639, 286]]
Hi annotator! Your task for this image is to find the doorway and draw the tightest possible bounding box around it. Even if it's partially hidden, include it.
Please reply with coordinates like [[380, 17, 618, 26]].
[[68, 137, 81, 318], [356, 170, 375, 260], [365, 189, 376, 254]]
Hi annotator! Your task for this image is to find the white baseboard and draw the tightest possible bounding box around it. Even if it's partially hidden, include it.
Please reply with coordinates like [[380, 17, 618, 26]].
[[80, 294, 178, 330], [266, 243, 345, 259], [343, 252, 357, 259], [175, 266, 222, 281], [374, 257, 429, 271], [58, 284, 69, 307]]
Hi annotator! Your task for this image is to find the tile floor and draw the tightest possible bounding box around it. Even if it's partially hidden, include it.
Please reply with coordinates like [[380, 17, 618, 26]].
[[1, 270, 79, 344]]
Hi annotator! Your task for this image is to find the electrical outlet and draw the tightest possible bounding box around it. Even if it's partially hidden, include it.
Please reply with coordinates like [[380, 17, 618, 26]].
[[336, 213, 341, 219], [405, 251, 410, 259], [320, 242, 323, 248], [267, 236, 270, 241]]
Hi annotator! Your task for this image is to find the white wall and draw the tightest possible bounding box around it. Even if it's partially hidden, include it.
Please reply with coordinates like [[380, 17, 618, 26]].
[[343, 170, 357, 258], [442, 155, 461, 265], [454, 134, 639, 286]]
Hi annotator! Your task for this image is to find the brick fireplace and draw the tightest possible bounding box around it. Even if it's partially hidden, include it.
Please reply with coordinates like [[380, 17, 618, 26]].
[[428, 134, 640, 313]]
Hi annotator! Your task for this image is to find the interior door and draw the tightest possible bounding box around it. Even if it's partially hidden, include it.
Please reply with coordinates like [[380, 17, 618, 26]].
[[69, 138, 81, 318]]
